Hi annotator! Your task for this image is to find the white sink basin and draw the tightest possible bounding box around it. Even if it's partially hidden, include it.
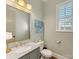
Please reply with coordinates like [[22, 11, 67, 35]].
[[13, 42, 37, 53], [15, 46, 32, 53]]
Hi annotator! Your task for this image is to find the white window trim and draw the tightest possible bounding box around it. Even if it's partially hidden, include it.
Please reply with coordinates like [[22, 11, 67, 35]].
[[56, 0, 73, 32]]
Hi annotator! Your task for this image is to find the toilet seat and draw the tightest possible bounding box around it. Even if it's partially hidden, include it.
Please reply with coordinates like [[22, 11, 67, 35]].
[[41, 49, 53, 58]]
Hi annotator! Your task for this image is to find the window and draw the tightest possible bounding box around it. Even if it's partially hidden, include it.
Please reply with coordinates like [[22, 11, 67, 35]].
[[56, 1, 73, 32]]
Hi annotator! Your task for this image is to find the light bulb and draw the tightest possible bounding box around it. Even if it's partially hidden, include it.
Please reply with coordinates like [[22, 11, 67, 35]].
[[18, 0, 25, 6], [27, 4, 32, 10], [11, 0, 15, 2]]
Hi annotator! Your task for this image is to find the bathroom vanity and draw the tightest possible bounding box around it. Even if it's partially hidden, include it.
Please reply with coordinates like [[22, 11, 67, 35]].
[[19, 48, 40, 59], [6, 41, 40, 59]]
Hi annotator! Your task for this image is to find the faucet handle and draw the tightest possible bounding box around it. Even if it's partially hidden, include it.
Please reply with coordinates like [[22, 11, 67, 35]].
[[15, 42, 19, 47]]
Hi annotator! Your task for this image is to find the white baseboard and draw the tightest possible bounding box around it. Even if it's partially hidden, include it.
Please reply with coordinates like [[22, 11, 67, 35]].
[[52, 52, 69, 59]]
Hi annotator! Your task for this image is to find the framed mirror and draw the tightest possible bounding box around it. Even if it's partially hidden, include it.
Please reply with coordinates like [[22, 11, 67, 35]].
[[6, 5, 30, 42]]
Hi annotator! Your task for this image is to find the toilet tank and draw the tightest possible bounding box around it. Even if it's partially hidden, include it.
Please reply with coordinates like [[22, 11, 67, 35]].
[[37, 41, 44, 51]]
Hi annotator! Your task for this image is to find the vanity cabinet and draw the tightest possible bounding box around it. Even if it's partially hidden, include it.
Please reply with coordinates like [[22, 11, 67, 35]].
[[30, 48, 40, 59], [19, 54, 29, 59], [19, 48, 40, 59]]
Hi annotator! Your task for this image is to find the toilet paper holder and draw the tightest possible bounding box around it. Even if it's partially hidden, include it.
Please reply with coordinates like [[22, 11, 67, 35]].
[[57, 40, 63, 44]]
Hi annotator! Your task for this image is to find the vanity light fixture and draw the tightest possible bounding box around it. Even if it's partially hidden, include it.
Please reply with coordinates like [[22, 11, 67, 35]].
[[12, 0, 32, 12], [17, 0, 32, 10], [27, 3, 32, 10], [11, 0, 15, 2], [17, 0, 25, 6]]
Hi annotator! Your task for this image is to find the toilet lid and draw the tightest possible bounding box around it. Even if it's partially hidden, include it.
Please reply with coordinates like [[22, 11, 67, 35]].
[[41, 49, 53, 57]]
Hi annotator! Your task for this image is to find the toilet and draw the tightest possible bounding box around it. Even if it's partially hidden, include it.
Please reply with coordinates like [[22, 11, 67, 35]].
[[37, 41, 53, 59]]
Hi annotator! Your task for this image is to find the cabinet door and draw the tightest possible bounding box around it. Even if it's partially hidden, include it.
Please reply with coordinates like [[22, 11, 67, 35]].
[[19, 54, 30, 59], [30, 48, 40, 59]]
